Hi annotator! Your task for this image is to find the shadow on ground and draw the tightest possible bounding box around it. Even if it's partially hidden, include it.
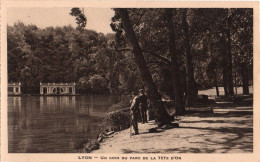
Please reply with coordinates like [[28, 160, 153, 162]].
[[95, 95, 253, 154], [125, 97, 253, 153]]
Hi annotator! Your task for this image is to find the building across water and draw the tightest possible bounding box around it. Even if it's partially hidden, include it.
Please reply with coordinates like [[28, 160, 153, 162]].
[[8, 82, 21, 95], [40, 83, 76, 95]]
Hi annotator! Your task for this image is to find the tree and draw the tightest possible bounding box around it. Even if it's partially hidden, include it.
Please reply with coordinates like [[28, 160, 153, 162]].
[[70, 8, 87, 30], [223, 9, 234, 96], [8, 8, 253, 96], [8, 22, 43, 93], [166, 9, 185, 114], [231, 9, 253, 94], [118, 8, 171, 126], [181, 9, 198, 106], [88, 74, 108, 93]]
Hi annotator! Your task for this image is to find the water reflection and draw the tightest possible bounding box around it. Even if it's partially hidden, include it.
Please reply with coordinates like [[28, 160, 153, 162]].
[[8, 95, 118, 153]]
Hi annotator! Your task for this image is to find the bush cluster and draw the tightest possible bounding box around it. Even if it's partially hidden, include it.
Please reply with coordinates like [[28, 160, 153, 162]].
[[105, 96, 132, 130], [74, 139, 100, 153]]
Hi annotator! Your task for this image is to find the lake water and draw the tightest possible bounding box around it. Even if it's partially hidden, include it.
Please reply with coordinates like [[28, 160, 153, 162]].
[[8, 95, 120, 153]]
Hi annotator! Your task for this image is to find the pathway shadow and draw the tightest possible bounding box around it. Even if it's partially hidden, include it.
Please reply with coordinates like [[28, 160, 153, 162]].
[[140, 125, 180, 135], [121, 98, 253, 154], [185, 110, 252, 118], [139, 130, 164, 135], [177, 126, 253, 153]]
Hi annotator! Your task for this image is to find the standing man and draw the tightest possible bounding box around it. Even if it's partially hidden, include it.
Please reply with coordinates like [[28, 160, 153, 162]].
[[138, 89, 148, 123], [130, 92, 140, 135]]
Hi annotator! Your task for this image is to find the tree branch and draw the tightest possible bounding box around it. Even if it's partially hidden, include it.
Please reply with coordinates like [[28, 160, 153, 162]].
[[116, 48, 132, 52], [134, 10, 147, 25], [143, 50, 170, 64], [111, 41, 132, 52], [146, 60, 168, 66]]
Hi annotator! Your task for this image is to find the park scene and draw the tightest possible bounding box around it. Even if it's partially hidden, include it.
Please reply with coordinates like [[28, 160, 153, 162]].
[[7, 8, 253, 153]]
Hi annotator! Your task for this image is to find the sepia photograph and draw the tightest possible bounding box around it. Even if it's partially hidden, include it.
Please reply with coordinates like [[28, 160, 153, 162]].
[[1, 1, 260, 162]]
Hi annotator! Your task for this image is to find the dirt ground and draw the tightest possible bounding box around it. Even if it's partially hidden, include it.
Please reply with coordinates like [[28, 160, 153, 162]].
[[92, 96, 253, 154]]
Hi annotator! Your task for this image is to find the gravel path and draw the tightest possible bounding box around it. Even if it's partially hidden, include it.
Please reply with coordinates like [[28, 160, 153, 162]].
[[93, 100, 253, 154]]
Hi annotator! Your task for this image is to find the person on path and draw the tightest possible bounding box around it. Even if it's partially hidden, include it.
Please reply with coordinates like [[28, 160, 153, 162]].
[[130, 92, 140, 135], [138, 89, 148, 123]]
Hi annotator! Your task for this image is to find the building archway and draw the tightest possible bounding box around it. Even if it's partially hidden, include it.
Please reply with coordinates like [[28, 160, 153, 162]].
[[57, 87, 60, 94], [69, 87, 73, 94], [43, 87, 47, 94], [60, 87, 65, 93]]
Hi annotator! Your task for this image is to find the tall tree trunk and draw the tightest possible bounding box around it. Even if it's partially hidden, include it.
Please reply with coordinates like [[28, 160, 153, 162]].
[[222, 65, 228, 96], [221, 34, 233, 96], [118, 9, 171, 126], [182, 9, 198, 107], [221, 11, 234, 96], [234, 67, 238, 95], [226, 19, 234, 96], [209, 43, 219, 97], [166, 9, 185, 115], [214, 70, 219, 96], [163, 69, 175, 100], [216, 85, 220, 97], [241, 63, 249, 94]]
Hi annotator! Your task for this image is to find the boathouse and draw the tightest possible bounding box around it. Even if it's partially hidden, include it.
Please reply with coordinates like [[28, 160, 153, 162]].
[[40, 83, 76, 95], [8, 82, 21, 95]]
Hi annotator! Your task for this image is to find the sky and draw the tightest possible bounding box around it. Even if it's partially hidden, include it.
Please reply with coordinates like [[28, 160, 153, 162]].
[[7, 8, 115, 34]]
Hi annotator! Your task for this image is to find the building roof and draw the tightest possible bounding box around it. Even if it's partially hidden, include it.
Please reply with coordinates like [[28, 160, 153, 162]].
[[8, 82, 21, 86], [40, 83, 76, 86]]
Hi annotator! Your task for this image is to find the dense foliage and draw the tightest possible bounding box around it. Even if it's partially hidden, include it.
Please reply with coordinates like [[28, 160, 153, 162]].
[[109, 8, 253, 96], [8, 8, 253, 98], [8, 22, 142, 94]]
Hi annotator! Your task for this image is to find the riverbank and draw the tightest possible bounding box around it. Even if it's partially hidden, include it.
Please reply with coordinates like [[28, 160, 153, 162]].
[[92, 96, 253, 153]]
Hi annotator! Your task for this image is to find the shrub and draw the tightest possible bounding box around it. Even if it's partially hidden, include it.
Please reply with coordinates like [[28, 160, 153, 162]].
[[105, 96, 131, 130], [74, 139, 100, 153]]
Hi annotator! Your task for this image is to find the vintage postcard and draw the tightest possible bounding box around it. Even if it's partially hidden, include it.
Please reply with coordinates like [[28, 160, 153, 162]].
[[1, 1, 259, 162]]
